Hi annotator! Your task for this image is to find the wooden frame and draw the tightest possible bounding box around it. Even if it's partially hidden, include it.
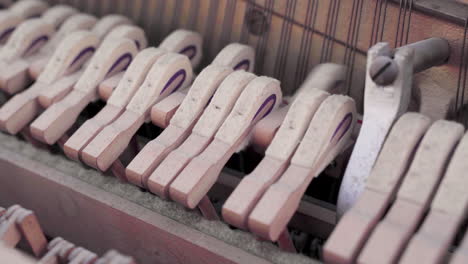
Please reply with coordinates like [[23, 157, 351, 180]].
[[0, 137, 321, 264], [0, 147, 268, 263]]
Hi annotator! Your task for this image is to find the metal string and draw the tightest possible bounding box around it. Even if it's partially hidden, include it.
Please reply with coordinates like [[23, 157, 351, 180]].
[[205, 0, 220, 59], [170, 0, 183, 32], [347, 0, 364, 95], [240, 1, 252, 44], [456, 18, 468, 118], [399, 0, 408, 46], [404, 0, 413, 45], [155, 0, 166, 43], [345, 0, 364, 95], [300, 0, 319, 87], [188, 0, 201, 31], [320, 0, 336, 63], [343, 0, 359, 76], [326, 0, 341, 62], [370, 0, 380, 47], [254, 0, 274, 74], [294, 0, 318, 89], [379, 0, 389, 42], [274, 0, 297, 82], [219, 0, 236, 50]]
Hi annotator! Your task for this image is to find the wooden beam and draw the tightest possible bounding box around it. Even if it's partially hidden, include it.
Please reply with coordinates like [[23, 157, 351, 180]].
[[0, 147, 272, 264]]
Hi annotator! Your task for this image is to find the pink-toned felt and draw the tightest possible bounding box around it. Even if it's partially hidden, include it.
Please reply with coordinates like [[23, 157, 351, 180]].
[[80, 109, 143, 170], [222, 91, 330, 230], [64, 48, 166, 162], [82, 53, 193, 171], [146, 70, 255, 197], [38, 13, 96, 52], [97, 30, 204, 100], [0, 18, 21, 54], [249, 63, 346, 152], [146, 134, 211, 197], [63, 104, 123, 162], [158, 29, 203, 68], [28, 57, 46, 80], [249, 105, 289, 152], [0, 18, 54, 92], [211, 43, 255, 72], [323, 113, 431, 264], [222, 156, 290, 229], [358, 120, 464, 264], [0, 13, 96, 95], [399, 132, 468, 264], [125, 124, 189, 187], [34, 29, 100, 108], [30, 90, 93, 144], [223, 64, 346, 230], [149, 43, 255, 128], [0, 60, 31, 95], [0, 31, 99, 135], [169, 139, 234, 208], [9, 0, 49, 18], [399, 211, 459, 264], [0, 12, 21, 42], [150, 90, 186, 128], [29, 14, 133, 79], [36, 5, 77, 28], [35, 24, 147, 109], [98, 72, 123, 101], [90, 15, 132, 41], [247, 95, 356, 241], [37, 71, 85, 108], [30, 38, 138, 144], [32, 22, 144, 98], [169, 76, 282, 209], [0, 82, 47, 134], [0, 18, 54, 61], [126, 65, 233, 188]]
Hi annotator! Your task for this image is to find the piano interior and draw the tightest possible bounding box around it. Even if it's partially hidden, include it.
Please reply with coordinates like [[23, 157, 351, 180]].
[[0, 0, 468, 263]]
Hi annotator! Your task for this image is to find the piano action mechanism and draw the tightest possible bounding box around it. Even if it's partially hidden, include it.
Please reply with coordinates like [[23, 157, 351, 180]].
[[0, 0, 467, 263]]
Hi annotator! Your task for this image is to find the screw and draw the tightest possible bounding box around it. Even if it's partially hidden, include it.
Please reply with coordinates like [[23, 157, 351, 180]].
[[245, 9, 268, 36], [369, 56, 399, 86]]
